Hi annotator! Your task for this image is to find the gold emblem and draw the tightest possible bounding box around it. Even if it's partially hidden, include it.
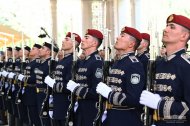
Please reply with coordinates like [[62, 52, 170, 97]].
[[121, 27, 125, 32], [168, 14, 174, 22]]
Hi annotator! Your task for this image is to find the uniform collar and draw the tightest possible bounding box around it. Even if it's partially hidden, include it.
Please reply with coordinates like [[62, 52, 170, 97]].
[[119, 51, 134, 60], [64, 53, 72, 58], [165, 48, 185, 61], [41, 57, 51, 63], [85, 50, 98, 60]]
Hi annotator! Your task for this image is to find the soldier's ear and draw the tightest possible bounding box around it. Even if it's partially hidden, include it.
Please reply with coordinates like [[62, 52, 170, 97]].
[[181, 32, 190, 41]]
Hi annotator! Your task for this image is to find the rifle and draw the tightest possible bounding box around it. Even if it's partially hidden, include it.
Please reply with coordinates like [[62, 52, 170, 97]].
[[39, 27, 56, 118], [93, 28, 110, 126], [40, 59, 56, 118], [65, 33, 78, 126], [15, 60, 26, 104], [141, 60, 156, 126]]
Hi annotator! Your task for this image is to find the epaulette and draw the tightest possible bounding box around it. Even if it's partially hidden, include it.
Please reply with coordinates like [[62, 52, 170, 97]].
[[129, 56, 139, 63], [181, 53, 190, 64], [145, 53, 150, 58], [95, 54, 102, 61]]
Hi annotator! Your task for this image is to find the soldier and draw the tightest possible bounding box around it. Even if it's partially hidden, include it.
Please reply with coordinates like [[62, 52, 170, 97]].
[[0, 51, 6, 125], [136, 33, 150, 73], [35, 42, 57, 126], [66, 29, 104, 126], [45, 32, 81, 126], [140, 14, 190, 126], [7, 46, 22, 126], [18, 44, 42, 126], [96, 26, 145, 126], [16, 46, 31, 126], [1, 47, 13, 125]]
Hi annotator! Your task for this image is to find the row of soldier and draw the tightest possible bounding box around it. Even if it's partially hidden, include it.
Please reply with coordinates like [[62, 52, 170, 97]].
[[0, 13, 190, 126]]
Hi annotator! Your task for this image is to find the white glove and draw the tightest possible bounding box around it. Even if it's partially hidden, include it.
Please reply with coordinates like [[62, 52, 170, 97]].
[[74, 102, 79, 112], [18, 74, 25, 81], [96, 82, 112, 99], [44, 75, 55, 88], [2, 70, 9, 77], [101, 110, 107, 122], [140, 90, 161, 109], [66, 80, 80, 93], [0, 72, 2, 76], [8, 72, 15, 79], [49, 111, 53, 119]]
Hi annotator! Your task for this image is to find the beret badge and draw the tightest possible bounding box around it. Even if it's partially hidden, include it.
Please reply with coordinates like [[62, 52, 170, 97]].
[[168, 14, 174, 22], [121, 27, 125, 32]]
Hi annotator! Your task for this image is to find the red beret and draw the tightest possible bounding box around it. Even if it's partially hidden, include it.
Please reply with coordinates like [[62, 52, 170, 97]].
[[141, 33, 150, 41], [167, 14, 190, 30], [66, 32, 81, 44], [121, 26, 142, 43], [85, 29, 103, 40]]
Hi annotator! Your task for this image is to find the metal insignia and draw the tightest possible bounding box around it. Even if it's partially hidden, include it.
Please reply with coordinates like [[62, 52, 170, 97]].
[[168, 14, 174, 22], [121, 27, 125, 32], [95, 68, 103, 78], [130, 74, 140, 84]]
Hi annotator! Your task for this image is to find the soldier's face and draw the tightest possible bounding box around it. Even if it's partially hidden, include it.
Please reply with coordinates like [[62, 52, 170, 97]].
[[30, 47, 38, 57], [114, 33, 130, 50], [39, 46, 50, 57], [14, 50, 20, 58], [62, 37, 73, 51], [81, 35, 96, 50], [6, 50, 12, 57], [19, 50, 23, 57], [162, 23, 185, 44]]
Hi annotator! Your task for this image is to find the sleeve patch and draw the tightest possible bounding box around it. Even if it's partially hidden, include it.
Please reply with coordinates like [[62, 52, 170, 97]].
[[130, 74, 140, 84], [95, 68, 103, 78]]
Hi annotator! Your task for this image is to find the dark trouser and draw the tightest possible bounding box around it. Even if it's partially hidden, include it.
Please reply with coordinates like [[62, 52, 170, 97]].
[[28, 105, 41, 126], [15, 117, 22, 126], [52, 119, 65, 126], [17, 103, 29, 124], [75, 100, 98, 126], [106, 108, 143, 126], [8, 113, 15, 126], [40, 117, 51, 126], [0, 109, 7, 124]]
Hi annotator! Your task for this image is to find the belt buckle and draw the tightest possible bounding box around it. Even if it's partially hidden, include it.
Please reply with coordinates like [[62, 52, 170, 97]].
[[36, 88, 39, 93], [106, 103, 113, 109]]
